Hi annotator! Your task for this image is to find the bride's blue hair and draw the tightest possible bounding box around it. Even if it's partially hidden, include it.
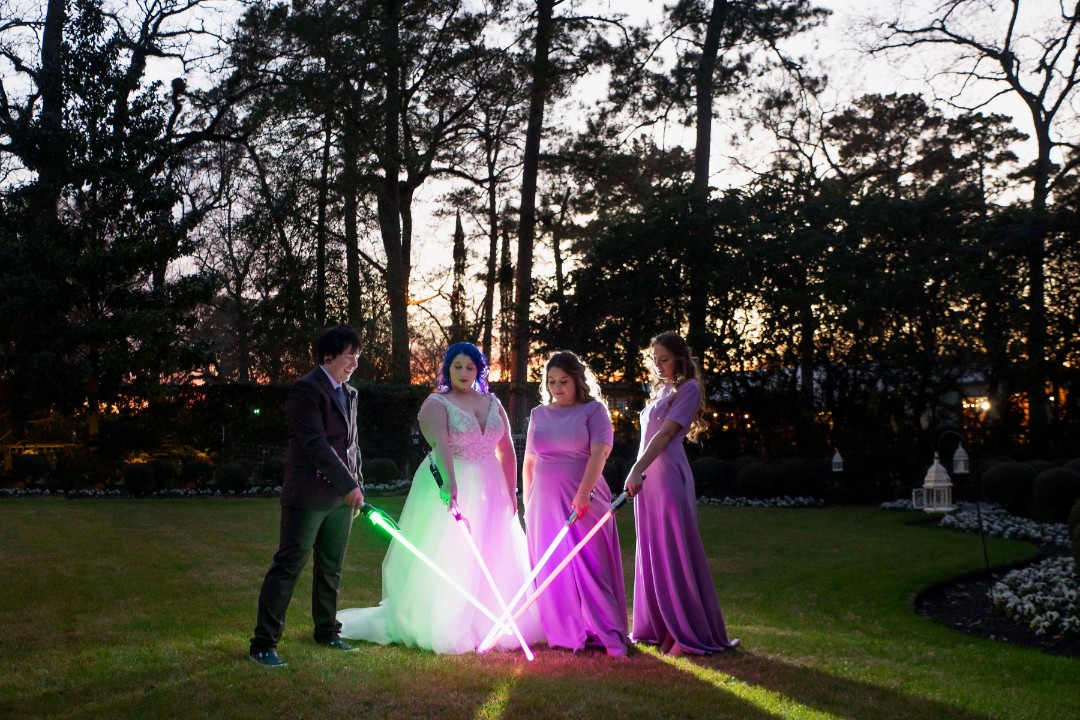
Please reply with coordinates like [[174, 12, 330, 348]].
[[436, 342, 490, 393]]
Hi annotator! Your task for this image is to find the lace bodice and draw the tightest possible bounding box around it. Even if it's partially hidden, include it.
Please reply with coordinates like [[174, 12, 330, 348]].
[[429, 393, 505, 462]]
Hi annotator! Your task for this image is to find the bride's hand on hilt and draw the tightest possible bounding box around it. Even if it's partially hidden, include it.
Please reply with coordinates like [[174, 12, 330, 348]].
[[439, 480, 457, 508]]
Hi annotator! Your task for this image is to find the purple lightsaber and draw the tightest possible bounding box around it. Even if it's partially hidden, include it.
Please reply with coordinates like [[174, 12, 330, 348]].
[[477, 508, 578, 652], [477, 492, 632, 653]]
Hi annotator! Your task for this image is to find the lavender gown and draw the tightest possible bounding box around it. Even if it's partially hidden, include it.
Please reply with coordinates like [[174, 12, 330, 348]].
[[631, 379, 737, 654], [524, 400, 628, 656]]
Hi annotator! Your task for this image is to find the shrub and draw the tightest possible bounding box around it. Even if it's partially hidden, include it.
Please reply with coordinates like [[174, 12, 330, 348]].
[[122, 463, 157, 497], [215, 462, 251, 494], [772, 458, 825, 497], [148, 458, 177, 489], [1069, 501, 1080, 574], [364, 457, 401, 484], [12, 453, 50, 485], [981, 461, 1037, 516], [603, 455, 629, 493], [1031, 467, 1080, 523], [691, 456, 727, 498], [181, 459, 214, 488], [258, 457, 286, 487], [734, 461, 778, 499]]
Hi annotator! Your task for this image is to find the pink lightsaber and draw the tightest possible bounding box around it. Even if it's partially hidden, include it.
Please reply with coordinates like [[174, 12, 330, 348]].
[[477, 492, 632, 653], [428, 455, 534, 659], [477, 508, 577, 652], [449, 502, 534, 660]]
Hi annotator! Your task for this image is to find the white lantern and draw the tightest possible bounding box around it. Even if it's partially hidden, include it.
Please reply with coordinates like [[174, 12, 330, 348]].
[[951, 443, 969, 475], [832, 449, 843, 473], [912, 453, 955, 513]]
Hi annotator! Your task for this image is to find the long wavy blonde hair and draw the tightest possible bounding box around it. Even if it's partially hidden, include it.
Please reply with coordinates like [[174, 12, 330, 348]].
[[649, 332, 707, 442]]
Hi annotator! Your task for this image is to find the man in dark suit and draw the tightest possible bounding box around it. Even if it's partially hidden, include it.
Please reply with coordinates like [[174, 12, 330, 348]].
[[249, 326, 366, 667]]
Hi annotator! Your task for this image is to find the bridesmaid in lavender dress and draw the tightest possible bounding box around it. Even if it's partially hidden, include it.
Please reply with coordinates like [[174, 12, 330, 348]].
[[523, 351, 629, 657], [624, 332, 738, 656]]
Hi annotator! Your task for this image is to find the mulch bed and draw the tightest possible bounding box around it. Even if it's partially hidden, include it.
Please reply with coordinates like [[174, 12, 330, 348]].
[[915, 566, 1080, 659]]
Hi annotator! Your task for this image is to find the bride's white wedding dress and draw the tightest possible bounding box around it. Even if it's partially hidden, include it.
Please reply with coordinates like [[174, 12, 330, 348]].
[[339, 393, 544, 654]]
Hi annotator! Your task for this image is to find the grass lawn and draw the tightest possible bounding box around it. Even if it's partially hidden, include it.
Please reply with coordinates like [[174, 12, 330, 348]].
[[0, 498, 1076, 719]]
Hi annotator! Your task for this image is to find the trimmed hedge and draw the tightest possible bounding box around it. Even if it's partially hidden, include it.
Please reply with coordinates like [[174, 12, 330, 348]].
[[1031, 467, 1080, 523], [981, 461, 1038, 516], [691, 456, 727, 498], [364, 458, 401, 484], [258, 457, 286, 486], [734, 461, 778, 499], [215, 462, 251, 494], [122, 463, 157, 497], [1068, 501, 1080, 574]]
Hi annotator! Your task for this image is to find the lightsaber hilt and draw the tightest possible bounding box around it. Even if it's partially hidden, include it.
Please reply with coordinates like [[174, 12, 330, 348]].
[[609, 491, 632, 513], [430, 458, 444, 487]]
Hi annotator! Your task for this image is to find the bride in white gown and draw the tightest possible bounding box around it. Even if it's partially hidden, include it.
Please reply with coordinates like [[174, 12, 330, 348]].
[[339, 342, 544, 654]]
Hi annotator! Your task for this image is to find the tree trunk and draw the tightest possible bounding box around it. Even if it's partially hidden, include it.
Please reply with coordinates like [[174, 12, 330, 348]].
[[379, 0, 410, 383], [316, 112, 332, 326], [687, 0, 731, 364], [36, 0, 67, 218], [511, 0, 556, 430], [481, 162, 499, 359]]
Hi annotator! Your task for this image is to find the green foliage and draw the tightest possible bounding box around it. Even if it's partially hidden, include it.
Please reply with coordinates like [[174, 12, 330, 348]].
[[257, 457, 286, 487], [734, 460, 778, 499], [0, 0, 217, 428], [772, 457, 827, 498], [363, 458, 401, 484], [1069, 501, 1080, 573], [122, 463, 157, 497], [11, 454, 50, 485], [1030, 467, 1080, 523], [214, 462, 251, 494], [148, 458, 177, 488], [181, 459, 215, 488], [690, 456, 728, 497], [602, 454, 630, 494], [981, 462, 1038, 517]]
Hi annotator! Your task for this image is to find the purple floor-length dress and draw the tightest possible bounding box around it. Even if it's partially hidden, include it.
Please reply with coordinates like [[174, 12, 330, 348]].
[[524, 400, 628, 655], [631, 379, 737, 654]]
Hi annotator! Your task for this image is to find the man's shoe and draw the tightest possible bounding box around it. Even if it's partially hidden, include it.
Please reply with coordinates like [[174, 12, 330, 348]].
[[249, 649, 287, 668], [319, 638, 358, 652]]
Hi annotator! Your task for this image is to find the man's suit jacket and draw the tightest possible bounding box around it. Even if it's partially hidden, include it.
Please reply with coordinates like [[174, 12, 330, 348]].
[[281, 367, 363, 510]]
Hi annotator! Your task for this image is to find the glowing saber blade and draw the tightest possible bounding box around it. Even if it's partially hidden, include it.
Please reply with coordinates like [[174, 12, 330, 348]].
[[355, 504, 504, 628], [450, 503, 534, 660], [427, 455, 533, 658], [477, 509, 577, 652], [477, 492, 632, 653]]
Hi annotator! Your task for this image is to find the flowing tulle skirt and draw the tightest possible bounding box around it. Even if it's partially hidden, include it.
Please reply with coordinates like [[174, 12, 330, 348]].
[[339, 455, 543, 654]]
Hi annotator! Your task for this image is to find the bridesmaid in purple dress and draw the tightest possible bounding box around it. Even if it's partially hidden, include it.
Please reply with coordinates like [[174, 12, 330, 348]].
[[523, 351, 629, 657], [624, 332, 738, 656]]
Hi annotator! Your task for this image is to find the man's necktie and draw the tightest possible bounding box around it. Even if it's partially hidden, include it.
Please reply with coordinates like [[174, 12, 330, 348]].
[[335, 385, 348, 413]]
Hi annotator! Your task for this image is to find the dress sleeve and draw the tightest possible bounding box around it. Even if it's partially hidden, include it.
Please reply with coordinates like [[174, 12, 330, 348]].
[[587, 401, 614, 447], [666, 380, 701, 430]]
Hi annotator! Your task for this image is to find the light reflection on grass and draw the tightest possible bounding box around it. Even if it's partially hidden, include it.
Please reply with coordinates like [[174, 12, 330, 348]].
[[475, 667, 521, 720], [638, 645, 839, 720]]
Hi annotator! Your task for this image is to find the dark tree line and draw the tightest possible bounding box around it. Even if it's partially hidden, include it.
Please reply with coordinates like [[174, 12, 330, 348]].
[[1, 0, 1078, 477]]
